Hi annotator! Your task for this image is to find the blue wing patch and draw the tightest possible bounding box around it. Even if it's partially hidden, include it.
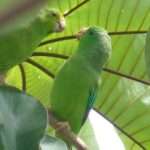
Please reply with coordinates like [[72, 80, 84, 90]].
[[82, 88, 97, 125]]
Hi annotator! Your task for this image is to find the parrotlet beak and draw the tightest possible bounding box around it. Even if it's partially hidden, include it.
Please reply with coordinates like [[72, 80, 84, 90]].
[[76, 27, 89, 40], [56, 17, 66, 32]]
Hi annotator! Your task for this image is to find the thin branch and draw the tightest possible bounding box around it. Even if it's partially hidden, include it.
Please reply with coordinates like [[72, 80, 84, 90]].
[[93, 108, 146, 150], [64, 0, 90, 17], [32, 52, 69, 59], [18, 64, 26, 91], [48, 110, 88, 150], [39, 36, 76, 47], [0, 0, 47, 27], [103, 68, 150, 86], [39, 30, 147, 47], [109, 30, 147, 36], [25, 59, 55, 79]]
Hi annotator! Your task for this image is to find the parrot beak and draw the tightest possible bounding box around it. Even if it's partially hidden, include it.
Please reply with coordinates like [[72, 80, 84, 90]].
[[76, 27, 89, 40], [56, 18, 66, 32]]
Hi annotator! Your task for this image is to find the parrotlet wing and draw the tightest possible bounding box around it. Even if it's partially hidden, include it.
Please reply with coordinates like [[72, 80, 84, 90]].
[[82, 84, 99, 125]]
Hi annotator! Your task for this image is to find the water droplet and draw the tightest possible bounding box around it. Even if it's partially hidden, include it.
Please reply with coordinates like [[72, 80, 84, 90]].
[[48, 47, 52, 51]]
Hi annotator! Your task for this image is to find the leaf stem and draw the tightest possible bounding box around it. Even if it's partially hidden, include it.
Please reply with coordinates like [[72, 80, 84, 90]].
[[39, 36, 76, 47], [32, 52, 69, 59], [25, 58, 55, 79], [103, 68, 150, 85], [63, 0, 90, 17], [18, 64, 26, 91]]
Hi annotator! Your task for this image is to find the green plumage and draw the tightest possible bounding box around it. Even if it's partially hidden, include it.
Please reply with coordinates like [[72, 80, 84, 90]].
[[50, 27, 112, 134], [0, 9, 65, 72]]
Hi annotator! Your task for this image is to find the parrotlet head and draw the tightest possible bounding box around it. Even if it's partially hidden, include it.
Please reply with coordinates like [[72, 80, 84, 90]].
[[76, 26, 112, 67], [45, 9, 66, 32]]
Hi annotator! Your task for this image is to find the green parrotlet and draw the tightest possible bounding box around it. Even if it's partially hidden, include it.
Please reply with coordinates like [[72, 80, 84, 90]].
[[0, 9, 65, 72], [50, 27, 112, 134]]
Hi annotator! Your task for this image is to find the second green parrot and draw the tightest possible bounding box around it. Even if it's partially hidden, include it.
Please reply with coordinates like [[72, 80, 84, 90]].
[[0, 9, 65, 72], [50, 27, 112, 134]]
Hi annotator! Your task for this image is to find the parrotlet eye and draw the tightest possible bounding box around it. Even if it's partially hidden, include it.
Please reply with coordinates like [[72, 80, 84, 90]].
[[52, 12, 57, 17], [89, 30, 94, 35]]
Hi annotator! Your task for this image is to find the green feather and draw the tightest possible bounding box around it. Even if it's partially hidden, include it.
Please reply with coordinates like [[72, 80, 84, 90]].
[[50, 27, 112, 134]]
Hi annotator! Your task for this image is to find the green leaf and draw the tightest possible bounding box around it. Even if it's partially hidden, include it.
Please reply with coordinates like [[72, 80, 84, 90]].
[[95, 76, 150, 149], [40, 135, 68, 150], [0, 86, 47, 150]]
